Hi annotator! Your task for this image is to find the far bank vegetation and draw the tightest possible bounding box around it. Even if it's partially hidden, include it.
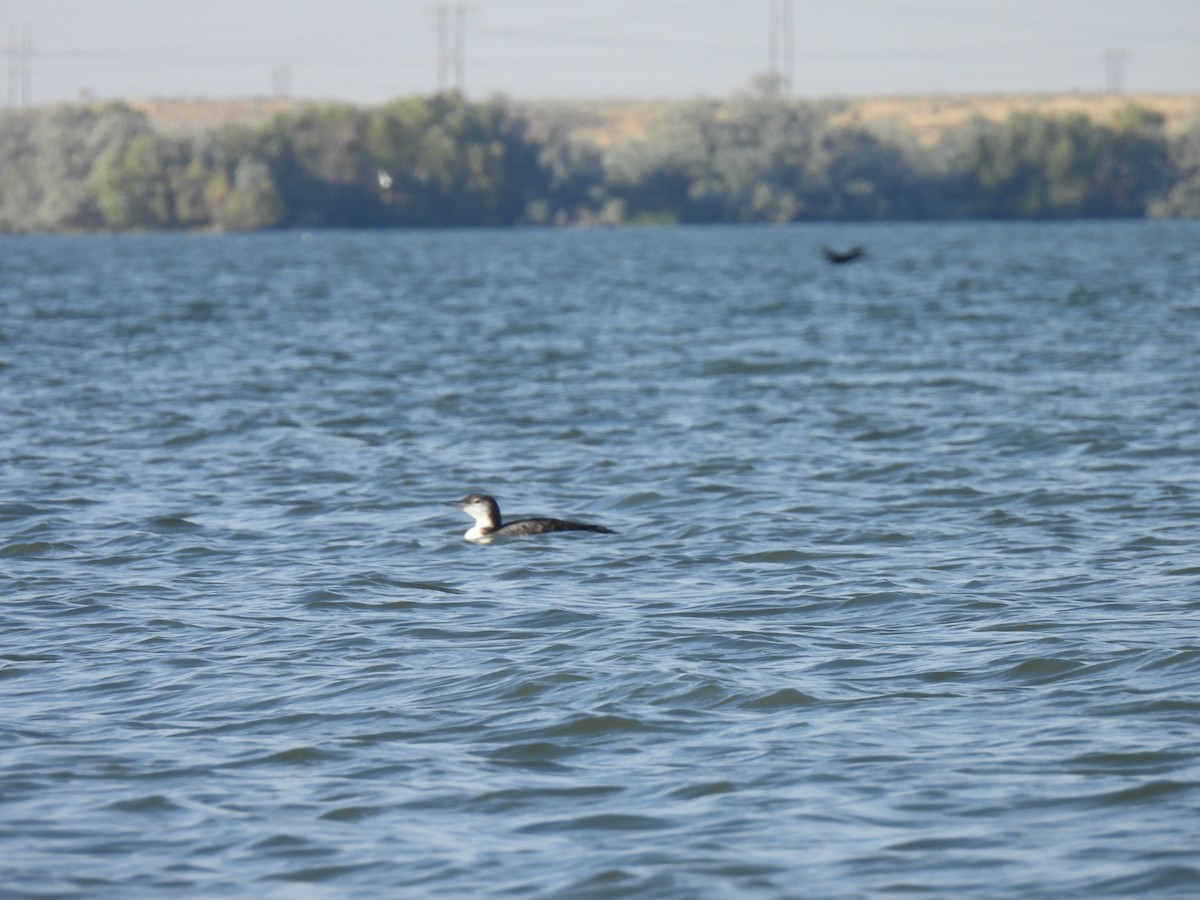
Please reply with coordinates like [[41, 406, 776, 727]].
[[2, 85, 1199, 233]]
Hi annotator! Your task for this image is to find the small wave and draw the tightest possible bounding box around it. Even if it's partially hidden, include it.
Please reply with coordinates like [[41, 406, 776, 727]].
[[543, 714, 649, 738], [518, 813, 673, 834], [742, 688, 820, 709], [486, 741, 577, 769], [237, 746, 343, 767], [318, 805, 386, 822], [105, 794, 184, 815], [1065, 749, 1194, 777], [1001, 657, 1086, 684], [1088, 864, 1200, 895], [1, 541, 69, 558], [668, 780, 736, 800], [1083, 779, 1197, 809], [0, 502, 50, 521]]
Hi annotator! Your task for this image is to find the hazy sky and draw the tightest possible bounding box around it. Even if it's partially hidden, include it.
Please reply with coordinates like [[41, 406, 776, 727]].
[[5, 0, 1198, 105]]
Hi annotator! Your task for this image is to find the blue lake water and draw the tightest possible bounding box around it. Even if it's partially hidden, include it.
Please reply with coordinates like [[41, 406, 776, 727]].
[[2, 221, 1199, 897]]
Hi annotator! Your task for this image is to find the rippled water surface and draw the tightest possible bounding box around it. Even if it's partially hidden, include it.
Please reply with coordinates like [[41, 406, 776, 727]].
[[3, 222, 1199, 897]]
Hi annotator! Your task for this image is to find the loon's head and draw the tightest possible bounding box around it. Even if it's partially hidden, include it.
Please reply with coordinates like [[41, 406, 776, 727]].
[[449, 493, 501, 540]]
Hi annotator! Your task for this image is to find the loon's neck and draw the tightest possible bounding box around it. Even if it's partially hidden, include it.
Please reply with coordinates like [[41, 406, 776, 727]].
[[464, 511, 501, 542]]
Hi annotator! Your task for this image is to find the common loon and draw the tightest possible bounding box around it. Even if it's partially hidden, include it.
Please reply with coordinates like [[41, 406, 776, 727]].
[[448, 493, 616, 543]]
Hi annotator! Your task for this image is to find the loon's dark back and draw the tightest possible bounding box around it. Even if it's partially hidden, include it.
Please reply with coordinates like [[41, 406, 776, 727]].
[[495, 517, 616, 537]]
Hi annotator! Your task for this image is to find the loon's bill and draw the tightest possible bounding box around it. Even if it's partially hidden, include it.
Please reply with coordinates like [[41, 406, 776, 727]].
[[448, 493, 616, 543]]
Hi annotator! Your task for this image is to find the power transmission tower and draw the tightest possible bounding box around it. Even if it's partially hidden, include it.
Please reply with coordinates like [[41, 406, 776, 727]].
[[768, 0, 794, 93], [7, 24, 30, 109], [272, 64, 293, 98], [431, 3, 469, 93], [1104, 49, 1127, 94], [5, 28, 15, 108]]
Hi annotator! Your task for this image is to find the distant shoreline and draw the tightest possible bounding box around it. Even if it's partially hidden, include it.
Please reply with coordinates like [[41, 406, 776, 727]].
[[3, 91, 1197, 234]]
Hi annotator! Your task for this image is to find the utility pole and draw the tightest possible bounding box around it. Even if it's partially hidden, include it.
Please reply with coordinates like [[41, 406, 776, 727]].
[[768, 0, 794, 93], [431, 3, 469, 94]]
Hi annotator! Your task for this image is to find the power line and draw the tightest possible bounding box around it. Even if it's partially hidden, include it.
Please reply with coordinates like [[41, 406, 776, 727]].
[[10, 4, 1198, 102]]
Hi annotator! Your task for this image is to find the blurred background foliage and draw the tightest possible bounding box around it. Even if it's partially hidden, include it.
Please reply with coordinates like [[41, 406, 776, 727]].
[[1, 88, 1198, 233]]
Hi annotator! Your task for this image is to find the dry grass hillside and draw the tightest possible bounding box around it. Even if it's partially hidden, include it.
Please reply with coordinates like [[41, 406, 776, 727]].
[[131, 93, 1200, 146], [128, 97, 312, 132], [828, 93, 1200, 145]]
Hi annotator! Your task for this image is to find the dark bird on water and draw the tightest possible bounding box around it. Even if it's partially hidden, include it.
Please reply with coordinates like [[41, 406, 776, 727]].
[[448, 493, 616, 543], [822, 245, 866, 264]]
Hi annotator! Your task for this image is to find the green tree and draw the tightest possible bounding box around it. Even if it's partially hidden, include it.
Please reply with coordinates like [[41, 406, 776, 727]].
[[262, 104, 375, 227], [605, 88, 921, 224], [91, 131, 181, 229], [952, 109, 1173, 218], [0, 110, 40, 232], [526, 125, 611, 225], [178, 124, 288, 230], [361, 93, 544, 226], [0, 103, 152, 232], [212, 156, 285, 230], [1149, 114, 1200, 218]]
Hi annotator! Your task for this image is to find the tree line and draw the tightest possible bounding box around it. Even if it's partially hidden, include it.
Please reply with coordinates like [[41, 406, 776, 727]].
[[1, 88, 1198, 234]]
